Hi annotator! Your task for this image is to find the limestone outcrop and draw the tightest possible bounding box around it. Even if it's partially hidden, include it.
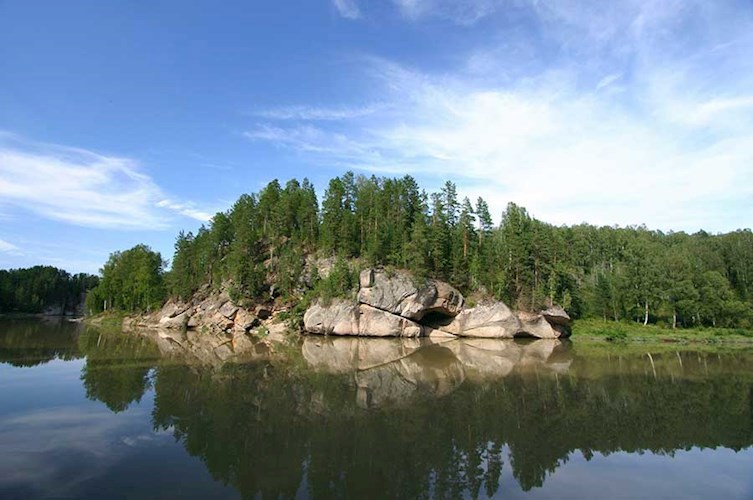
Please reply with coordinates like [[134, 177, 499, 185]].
[[125, 285, 288, 349], [302, 300, 425, 338], [428, 302, 521, 338], [303, 268, 571, 339], [357, 269, 464, 320], [303, 300, 360, 336]]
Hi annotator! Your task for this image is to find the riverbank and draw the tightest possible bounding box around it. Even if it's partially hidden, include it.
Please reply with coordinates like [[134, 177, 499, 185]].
[[572, 318, 753, 345]]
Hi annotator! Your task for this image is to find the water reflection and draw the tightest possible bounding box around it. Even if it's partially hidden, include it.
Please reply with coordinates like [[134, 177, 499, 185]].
[[77, 328, 160, 413], [0, 318, 82, 367], [1, 320, 753, 499], [302, 337, 572, 408]]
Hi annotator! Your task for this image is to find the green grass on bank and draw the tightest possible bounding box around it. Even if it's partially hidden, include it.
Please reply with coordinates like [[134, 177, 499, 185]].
[[84, 310, 129, 329], [572, 318, 753, 345]]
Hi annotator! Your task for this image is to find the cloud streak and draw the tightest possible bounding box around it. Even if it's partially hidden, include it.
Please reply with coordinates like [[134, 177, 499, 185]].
[[254, 103, 386, 121], [247, 1, 753, 232], [333, 0, 361, 19], [0, 239, 21, 255], [0, 135, 213, 230]]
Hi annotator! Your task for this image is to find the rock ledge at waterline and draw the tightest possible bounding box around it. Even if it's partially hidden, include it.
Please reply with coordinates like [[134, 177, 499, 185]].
[[304, 269, 571, 339]]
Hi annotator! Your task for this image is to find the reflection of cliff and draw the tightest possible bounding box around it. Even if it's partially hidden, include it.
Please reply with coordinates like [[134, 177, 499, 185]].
[[302, 337, 571, 408], [75, 331, 753, 498], [125, 324, 275, 366], [0, 318, 82, 367], [149, 343, 753, 497]]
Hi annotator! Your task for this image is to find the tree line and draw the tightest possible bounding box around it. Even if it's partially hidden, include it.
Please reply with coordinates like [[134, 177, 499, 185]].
[[87, 172, 752, 329], [85, 244, 167, 314], [0, 266, 98, 314]]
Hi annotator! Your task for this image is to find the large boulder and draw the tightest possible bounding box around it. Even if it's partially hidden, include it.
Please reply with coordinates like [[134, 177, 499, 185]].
[[302, 300, 425, 337], [158, 310, 190, 329], [303, 300, 359, 335], [432, 303, 522, 338], [357, 269, 464, 321], [517, 312, 568, 339], [161, 299, 191, 319], [358, 304, 423, 338], [303, 268, 571, 339]]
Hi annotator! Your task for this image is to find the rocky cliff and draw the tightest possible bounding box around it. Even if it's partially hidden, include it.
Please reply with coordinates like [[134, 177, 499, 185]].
[[304, 268, 570, 339], [123, 284, 290, 358]]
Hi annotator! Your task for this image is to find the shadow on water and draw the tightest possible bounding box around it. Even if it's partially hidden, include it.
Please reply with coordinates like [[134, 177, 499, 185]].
[[2, 319, 753, 498]]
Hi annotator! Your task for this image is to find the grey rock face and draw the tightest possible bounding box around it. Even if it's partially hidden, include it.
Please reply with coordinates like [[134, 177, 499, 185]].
[[304, 268, 571, 339], [517, 312, 564, 339], [541, 305, 572, 329], [358, 304, 423, 337], [303, 300, 359, 336], [301, 301, 424, 337], [357, 269, 464, 321], [432, 302, 522, 338], [158, 311, 189, 329]]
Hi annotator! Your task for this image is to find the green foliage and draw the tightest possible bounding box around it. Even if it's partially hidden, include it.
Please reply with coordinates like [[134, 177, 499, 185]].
[[313, 257, 357, 305], [0, 266, 98, 314], [145, 172, 753, 331], [87, 244, 166, 314]]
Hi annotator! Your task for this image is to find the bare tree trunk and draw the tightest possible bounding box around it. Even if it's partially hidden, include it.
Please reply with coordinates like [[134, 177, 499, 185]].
[[643, 301, 649, 326], [672, 309, 677, 329]]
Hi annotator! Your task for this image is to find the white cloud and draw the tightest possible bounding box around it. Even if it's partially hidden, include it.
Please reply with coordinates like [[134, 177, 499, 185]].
[[156, 199, 213, 222], [255, 103, 385, 121], [0, 238, 21, 255], [391, 0, 498, 24], [247, 1, 753, 232], [0, 135, 214, 230], [595, 73, 622, 91], [333, 0, 361, 19], [0, 405, 159, 497]]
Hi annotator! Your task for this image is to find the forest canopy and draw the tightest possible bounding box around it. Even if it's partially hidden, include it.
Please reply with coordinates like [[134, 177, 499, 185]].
[[85, 244, 166, 315], [0, 266, 98, 314], [159, 172, 753, 330]]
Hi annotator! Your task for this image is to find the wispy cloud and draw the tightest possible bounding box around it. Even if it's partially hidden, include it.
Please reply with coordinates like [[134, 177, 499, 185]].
[[254, 103, 385, 121], [0, 239, 21, 256], [156, 199, 212, 222], [333, 0, 361, 19], [247, 1, 753, 232], [0, 405, 159, 497], [0, 135, 214, 230], [391, 0, 498, 25]]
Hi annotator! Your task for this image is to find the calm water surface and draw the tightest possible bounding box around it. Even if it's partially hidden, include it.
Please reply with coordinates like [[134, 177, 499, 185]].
[[1, 318, 753, 499]]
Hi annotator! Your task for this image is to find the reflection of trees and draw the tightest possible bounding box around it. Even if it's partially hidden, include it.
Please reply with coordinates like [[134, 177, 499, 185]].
[[148, 346, 753, 498], [9, 321, 753, 497], [78, 327, 160, 413], [0, 318, 82, 367]]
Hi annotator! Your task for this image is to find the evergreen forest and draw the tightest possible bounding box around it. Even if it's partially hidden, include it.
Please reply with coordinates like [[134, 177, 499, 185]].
[[124, 172, 753, 330], [0, 266, 99, 314], [5, 174, 749, 330]]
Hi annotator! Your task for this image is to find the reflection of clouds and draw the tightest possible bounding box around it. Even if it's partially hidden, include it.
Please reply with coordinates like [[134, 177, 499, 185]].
[[510, 447, 753, 499], [0, 405, 167, 497], [0, 358, 84, 389]]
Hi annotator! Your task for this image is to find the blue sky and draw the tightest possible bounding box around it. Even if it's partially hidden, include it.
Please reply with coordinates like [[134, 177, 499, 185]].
[[1, 0, 753, 274]]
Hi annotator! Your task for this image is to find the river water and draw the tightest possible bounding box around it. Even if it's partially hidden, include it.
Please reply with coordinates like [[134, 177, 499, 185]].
[[1, 318, 752, 499]]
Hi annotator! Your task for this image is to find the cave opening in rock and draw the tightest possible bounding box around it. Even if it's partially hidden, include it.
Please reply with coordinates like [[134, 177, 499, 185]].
[[419, 311, 455, 328], [513, 330, 536, 339]]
